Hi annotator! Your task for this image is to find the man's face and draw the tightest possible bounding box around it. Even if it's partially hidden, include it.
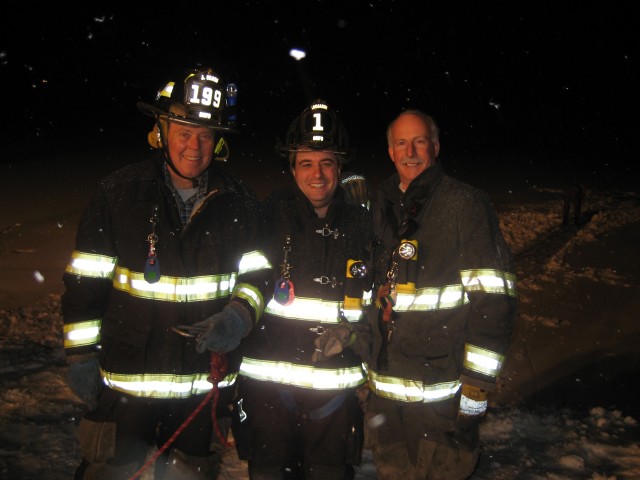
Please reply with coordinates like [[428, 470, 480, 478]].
[[166, 122, 215, 187], [291, 150, 340, 217], [388, 113, 440, 190]]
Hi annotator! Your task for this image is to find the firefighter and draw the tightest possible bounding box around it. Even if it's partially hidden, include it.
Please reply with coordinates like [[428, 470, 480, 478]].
[[203, 99, 373, 479], [366, 110, 518, 479], [62, 66, 270, 479]]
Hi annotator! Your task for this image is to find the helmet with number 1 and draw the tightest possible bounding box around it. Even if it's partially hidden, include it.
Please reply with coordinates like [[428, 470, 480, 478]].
[[137, 67, 238, 132], [277, 99, 353, 162]]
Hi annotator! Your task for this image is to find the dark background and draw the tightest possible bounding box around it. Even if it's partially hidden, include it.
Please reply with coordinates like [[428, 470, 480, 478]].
[[2, 1, 636, 191]]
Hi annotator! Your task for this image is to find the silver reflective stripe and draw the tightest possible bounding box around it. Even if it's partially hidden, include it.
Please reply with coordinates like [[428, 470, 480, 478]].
[[233, 282, 265, 319], [240, 357, 366, 390], [239, 250, 272, 274], [368, 370, 461, 403], [63, 319, 101, 348], [459, 393, 487, 416], [461, 269, 517, 297], [113, 266, 236, 302], [101, 369, 237, 399], [264, 297, 358, 323], [65, 251, 117, 279], [394, 284, 468, 312], [463, 344, 504, 378]]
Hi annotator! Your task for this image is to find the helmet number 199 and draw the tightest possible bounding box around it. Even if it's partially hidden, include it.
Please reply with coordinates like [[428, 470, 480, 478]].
[[189, 85, 222, 108]]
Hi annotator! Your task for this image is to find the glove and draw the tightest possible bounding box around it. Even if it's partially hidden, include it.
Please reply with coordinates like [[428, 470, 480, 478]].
[[194, 302, 253, 353], [66, 357, 101, 410], [458, 384, 488, 419], [311, 323, 356, 362]]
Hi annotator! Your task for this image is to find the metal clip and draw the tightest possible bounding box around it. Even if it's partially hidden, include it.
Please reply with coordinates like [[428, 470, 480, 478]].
[[315, 226, 340, 239], [171, 324, 208, 338], [313, 276, 337, 288], [309, 325, 326, 335]]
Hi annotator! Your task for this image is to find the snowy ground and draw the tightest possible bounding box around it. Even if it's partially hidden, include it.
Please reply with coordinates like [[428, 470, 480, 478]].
[[1, 151, 640, 479]]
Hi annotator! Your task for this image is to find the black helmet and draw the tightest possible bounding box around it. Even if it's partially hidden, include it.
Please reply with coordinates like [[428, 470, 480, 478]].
[[277, 99, 353, 159], [137, 67, 238, 132]]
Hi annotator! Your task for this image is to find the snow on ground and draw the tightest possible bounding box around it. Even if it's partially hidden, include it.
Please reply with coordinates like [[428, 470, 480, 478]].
[[1, 185, 639, 479]]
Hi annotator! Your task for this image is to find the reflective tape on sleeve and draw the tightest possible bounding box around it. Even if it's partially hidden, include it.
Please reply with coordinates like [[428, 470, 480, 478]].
[[65, 251, 117, 279], [463, 344, 504, 378], [63, 319, 101, 348], [239, 250, 272, 274], [232, 282, 266, 320]]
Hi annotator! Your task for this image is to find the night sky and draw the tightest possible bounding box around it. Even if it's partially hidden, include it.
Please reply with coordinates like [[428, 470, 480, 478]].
[[2, 2, 636, 189]]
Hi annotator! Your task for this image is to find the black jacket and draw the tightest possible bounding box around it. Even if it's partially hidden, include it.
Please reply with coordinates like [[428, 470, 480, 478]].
[[62, 153, 266, 398], [369, 163, 517, 401], [239, 185, 373, 391]]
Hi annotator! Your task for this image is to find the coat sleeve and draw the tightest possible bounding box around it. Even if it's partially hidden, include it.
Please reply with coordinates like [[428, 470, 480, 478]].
[[458, 190, 517, 391], [230, 186, 273, 324], [61, 183, 116, 363]]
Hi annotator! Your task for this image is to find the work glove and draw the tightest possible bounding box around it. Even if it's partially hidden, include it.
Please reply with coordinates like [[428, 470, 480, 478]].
[[311, 322, 356, 362], [66, 356, 102, 410], [194, 302, 253, 354], [457, 383, 488, 421]]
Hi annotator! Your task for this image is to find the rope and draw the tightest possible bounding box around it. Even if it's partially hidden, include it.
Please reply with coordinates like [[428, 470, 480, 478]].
[[128, 352, 228, 479]]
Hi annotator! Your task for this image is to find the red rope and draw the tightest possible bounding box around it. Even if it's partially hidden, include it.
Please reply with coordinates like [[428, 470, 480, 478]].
[[128, 352, 228, 479]]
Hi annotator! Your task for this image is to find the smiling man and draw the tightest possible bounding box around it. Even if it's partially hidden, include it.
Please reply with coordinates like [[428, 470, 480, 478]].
[[61, 66, 270, 479], [224, 99, 373, 479], [366, 110, 518, 479]]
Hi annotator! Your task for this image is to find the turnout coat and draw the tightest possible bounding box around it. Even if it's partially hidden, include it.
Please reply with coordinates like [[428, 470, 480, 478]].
[[62, 153, 268, 399], [369, 163, 517, 420], [239, 186, 373, 392]]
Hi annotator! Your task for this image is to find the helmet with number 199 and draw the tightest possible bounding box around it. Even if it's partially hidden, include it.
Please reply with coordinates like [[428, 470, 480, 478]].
[[277, 99, 354, 167], [137, 67, 238, 164]]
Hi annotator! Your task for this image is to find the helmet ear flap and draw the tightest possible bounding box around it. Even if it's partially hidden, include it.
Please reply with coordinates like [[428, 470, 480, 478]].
[[147, 123, 163, 149]]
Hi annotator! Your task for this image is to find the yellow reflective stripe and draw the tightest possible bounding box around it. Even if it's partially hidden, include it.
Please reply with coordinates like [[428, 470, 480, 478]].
[[63, 319, 101, 348], [368, 370, 461, 403], [394, 285, 468, 312], [265, 297, 349, 323], [463, 344, 504, 378], [239, 250, 272, 274], [362, 289, 373, 306], [461, 269, 517, 297], [342, 308, 363, 322], [113, 266, 236, 302], [240, 357, 366, 390], [233, 282, 265, 320], [65, 251, 117, 279], [101, 369, 237, 399]]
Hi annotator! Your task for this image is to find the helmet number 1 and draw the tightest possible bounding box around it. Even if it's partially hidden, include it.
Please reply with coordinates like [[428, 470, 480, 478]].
[[312, 112, 324, 132], [189, 85, 222, 108]]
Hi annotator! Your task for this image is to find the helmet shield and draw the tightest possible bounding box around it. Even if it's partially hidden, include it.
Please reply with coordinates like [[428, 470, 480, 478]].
[[138, 67, 238, 133], [277, 99, 353, 160]]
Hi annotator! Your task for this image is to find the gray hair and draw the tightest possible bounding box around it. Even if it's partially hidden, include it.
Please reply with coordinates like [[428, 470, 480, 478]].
[[386, 110, 440, 146]]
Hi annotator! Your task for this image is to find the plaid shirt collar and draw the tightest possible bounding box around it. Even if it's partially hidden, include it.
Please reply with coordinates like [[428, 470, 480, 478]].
[[163, 162, 209, 226]]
